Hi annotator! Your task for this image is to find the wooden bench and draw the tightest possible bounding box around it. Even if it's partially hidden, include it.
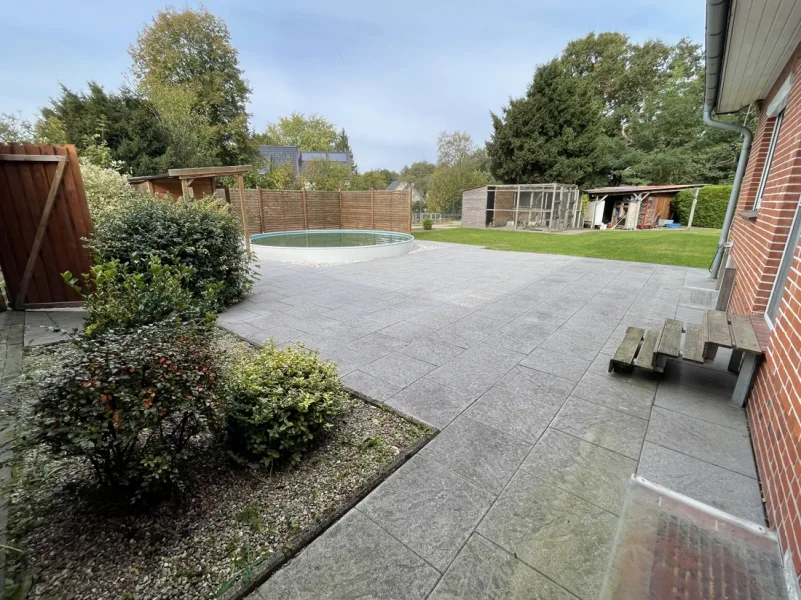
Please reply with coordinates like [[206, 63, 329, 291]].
[[609, 310, 767, 406]]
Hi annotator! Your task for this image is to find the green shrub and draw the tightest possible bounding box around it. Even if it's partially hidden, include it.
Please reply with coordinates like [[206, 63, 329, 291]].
[[422, 217, 434, 230], [225, 344, 347, 466], [33, 321, 221, 499], [87, 194, 254, 308], [672, 185, 732, 228], [64, 255, 220, 337], [79, 161, 137, 222]]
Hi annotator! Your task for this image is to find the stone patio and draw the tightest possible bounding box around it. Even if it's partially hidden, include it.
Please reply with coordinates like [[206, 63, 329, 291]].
[[202, 242, 762, 597], [223, 242, 762, 599]]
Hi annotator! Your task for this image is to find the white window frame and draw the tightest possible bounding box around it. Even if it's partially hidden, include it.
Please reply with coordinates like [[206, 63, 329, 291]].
[[754, 110, 784, 210], [765, 195, 801, 328]]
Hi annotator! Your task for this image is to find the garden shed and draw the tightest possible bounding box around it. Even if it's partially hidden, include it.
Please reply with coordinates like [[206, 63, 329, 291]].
[[462, 183, 582, 231], [583, 184, 704, 230]]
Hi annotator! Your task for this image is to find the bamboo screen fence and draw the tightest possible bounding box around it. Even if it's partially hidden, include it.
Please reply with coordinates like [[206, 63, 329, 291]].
[[219, 188, 413, 235]]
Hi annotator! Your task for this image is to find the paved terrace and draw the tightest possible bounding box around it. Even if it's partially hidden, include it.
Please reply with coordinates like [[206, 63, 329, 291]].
[[219, 242, 762, 600]]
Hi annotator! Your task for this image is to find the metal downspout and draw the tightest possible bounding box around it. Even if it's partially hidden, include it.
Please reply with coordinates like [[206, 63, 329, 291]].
[[704, 107, 752, 278], [705, 0, 753, 278]]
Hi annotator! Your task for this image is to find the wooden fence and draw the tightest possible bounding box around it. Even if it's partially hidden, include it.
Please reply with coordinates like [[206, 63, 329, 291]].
[[218, 188, 413, 235], [0, 144, 92, 309]]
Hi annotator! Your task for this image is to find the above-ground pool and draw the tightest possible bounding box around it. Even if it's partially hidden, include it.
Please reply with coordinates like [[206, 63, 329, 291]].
[[250, 229, 415, 264]]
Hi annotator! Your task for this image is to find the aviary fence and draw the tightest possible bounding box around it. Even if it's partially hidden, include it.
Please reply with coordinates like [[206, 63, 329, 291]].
[[218, 188, 413, 235]]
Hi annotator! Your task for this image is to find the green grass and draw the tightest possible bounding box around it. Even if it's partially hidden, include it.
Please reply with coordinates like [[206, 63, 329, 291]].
[[414, 227, 720, 269]]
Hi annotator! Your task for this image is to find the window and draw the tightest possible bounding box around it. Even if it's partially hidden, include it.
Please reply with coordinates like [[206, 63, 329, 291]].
[[766, 195, 801, 325], [754, 111, 784, 210]]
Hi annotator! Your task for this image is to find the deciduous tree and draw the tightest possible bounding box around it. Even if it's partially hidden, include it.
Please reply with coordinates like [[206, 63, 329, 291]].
[[129, 6, 252, 166]]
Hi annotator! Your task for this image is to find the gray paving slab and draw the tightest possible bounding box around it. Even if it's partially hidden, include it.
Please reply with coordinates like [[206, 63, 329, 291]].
[[520, 428, 637, 515], [552, 397, 647, 459], [360, 351, 436, 388], [400, 336, 464, 366], [661, 359, 737, 396], [478, 471, 617, 600], [380, 319, 436, 342], [646, 407, 757, 478], [654, 383, 747, 432], [317, 345, 376, 376], [421, 416, 531, 495], [432, 313, 505, 349], [538, 328, 607, 361], [428, 533, 576, 600], [638, 442, 764, 523], [571, 372, 655, 419], [359, 455, 494, 571], [387, 378, 479, 429], [465, 366, 574, 444], [520, 347, 591, 383], [347, 331, 409, 359], [251, 509, 440, 600], [428, 343, 525, 396], [341, 370, 401, 402]]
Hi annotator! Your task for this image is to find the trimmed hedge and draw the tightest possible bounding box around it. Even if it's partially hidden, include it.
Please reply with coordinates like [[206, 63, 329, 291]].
[[87, 194, 254, 309], [672, 185, 732, 229]]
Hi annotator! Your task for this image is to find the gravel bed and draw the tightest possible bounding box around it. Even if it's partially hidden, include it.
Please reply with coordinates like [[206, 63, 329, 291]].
[[6, 332, 430, 600]]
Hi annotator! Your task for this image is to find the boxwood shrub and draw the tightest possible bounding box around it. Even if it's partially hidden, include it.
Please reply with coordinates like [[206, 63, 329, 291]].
[[225, 344, 347, 466], [87, 194, 253, 309], [672, 185, 732, 229], [33, 321, 221, 500]]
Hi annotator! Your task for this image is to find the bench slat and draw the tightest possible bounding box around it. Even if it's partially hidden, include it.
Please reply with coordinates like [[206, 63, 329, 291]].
[[730, 315, 761, 353], [657, 319, 683, 357], [704, 309, 732, 347], [613, 327, 645, 366], [635, 329, 661, 370], [683, 323, 705, 363]]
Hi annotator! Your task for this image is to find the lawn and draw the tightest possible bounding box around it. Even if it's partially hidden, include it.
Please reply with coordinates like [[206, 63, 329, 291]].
[[414, 227, 720, 269]]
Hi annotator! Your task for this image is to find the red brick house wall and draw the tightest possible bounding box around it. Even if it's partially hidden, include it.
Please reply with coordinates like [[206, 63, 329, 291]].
[[728, 40, 801, 577]]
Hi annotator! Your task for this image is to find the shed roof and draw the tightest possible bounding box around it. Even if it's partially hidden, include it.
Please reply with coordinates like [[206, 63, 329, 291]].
[[584, 184, 705, 196], [128, 165, 252, 184]]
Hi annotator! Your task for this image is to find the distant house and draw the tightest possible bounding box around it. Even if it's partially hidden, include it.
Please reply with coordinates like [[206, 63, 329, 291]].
[[257, 145, 352, 175], [258, 146, 300, 174], [386, 181, 425, 205]]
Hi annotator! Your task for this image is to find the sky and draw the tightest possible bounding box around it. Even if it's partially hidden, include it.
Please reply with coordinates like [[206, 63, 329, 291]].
[[1, 0, 705, 171]]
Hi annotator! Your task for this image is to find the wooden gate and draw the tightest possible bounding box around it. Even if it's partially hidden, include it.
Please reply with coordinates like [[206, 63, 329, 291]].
[[0, 144, 92, 309]]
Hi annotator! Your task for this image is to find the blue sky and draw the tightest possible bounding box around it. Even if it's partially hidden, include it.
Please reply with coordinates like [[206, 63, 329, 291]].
[[2, 0, 704, 171]]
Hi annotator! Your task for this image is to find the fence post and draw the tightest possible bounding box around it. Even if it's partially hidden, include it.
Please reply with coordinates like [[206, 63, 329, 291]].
[[339, 189, 343, 229], [408, 188, 413, 233], [371, 189, 375, 229], [302, 188, 309, 230], [687, 187, 700, 229], [257, 187, 264, 233], [237, 174, 250, 253]]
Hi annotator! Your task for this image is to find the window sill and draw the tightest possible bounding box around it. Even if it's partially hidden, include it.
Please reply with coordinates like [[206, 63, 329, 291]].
[[739, 210, 759, 222]]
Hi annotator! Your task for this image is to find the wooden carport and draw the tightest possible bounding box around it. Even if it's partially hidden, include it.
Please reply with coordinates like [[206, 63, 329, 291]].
[[583, 184, 705, 230], [129, 165, 253, 252]]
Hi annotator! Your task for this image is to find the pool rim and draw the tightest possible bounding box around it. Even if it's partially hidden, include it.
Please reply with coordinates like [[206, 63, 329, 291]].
[[249, 228, 415, 248]]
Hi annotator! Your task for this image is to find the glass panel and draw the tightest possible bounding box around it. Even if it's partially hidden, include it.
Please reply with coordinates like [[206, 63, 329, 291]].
[[755, 111, 784, 210], [601, 476, 787, 600], [767, 196, 801, 324]]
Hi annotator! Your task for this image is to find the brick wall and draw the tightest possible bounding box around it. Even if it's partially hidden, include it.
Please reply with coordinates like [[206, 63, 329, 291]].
[[728, 40, 801, 580]]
